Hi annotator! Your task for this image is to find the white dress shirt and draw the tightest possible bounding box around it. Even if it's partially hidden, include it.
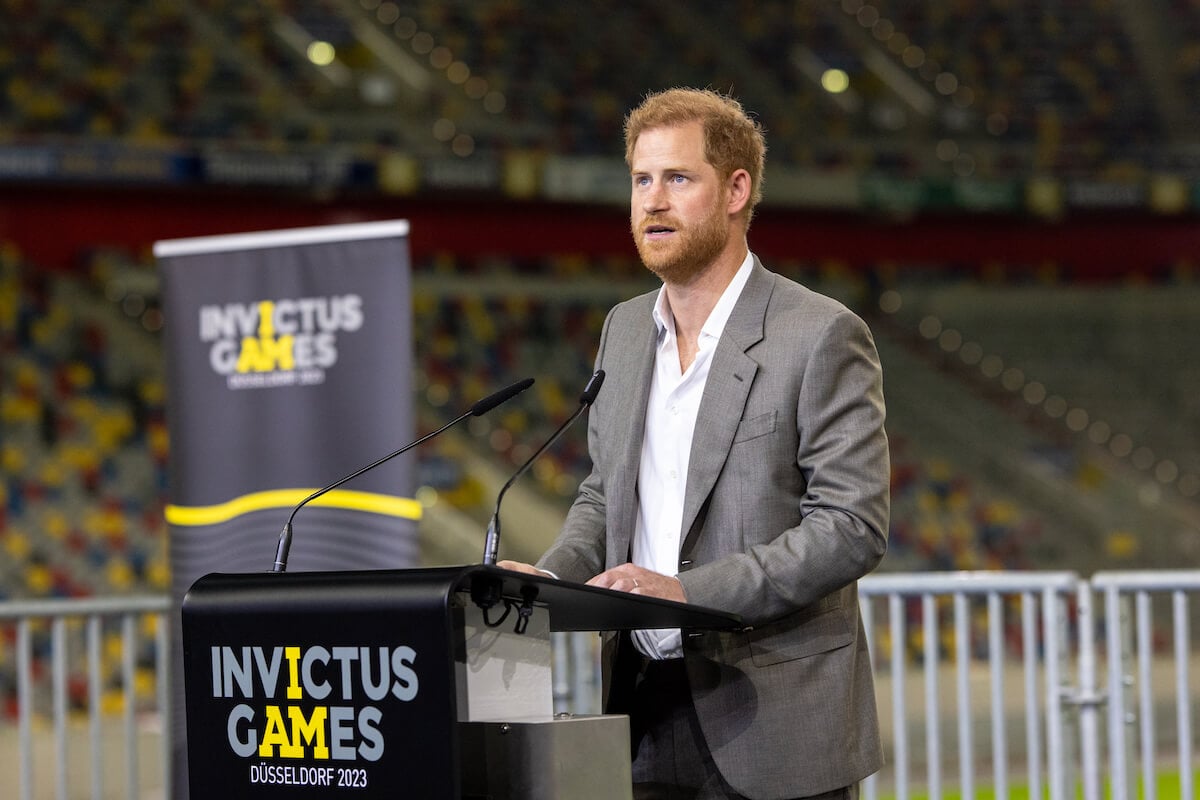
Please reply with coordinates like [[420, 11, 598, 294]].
[[631, 252, 754, 659]]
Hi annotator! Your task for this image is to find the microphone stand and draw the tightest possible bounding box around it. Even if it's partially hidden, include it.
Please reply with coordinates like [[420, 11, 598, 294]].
[[473, 370, 604, 613], [271, 377, 534, 572]]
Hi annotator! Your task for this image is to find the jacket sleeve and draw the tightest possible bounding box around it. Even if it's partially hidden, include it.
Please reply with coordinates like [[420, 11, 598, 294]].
[[535, 306, 617, 583]]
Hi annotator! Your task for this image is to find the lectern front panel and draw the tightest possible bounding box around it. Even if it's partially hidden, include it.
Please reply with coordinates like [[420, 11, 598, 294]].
[[181, 565, 740, 799], [182, 570, 460, 798]]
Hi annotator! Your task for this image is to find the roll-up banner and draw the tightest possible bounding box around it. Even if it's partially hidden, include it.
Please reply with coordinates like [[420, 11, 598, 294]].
[[155, 219, 418, 798]]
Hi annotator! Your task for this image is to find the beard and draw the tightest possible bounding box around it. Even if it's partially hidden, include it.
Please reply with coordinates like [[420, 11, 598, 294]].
[[632, 199, 729, 285]]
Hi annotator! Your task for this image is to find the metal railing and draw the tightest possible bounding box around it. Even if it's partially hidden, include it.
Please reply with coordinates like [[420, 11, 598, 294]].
[[3, 572, 1198, 800], [858, 570, 1200, 800], [859, 571, 1087, 800], [1094, 570, 1200, 800], [0, 595, 171, 800]]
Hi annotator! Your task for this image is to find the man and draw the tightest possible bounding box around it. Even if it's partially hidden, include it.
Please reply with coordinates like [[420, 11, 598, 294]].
[[500, 87, 889, 800]]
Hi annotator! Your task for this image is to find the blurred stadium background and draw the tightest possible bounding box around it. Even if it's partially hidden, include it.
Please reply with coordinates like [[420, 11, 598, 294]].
[[2, 0, 1200, 770]]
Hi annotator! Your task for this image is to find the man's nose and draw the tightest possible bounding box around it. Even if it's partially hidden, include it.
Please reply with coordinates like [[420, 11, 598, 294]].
[[641, 181, 668, 212]]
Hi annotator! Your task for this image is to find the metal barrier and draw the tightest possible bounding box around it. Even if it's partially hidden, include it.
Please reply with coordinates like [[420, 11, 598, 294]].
[[860, 571, 1088, 800], [859, 570, 1200, 800], [1094, 570, 1200, 800], [2, 574, 1197, 800], [0, 595, 171, 800]]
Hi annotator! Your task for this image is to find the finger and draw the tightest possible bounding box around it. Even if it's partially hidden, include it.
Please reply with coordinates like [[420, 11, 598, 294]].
[[496, 560, 537, 575], [586, 571, 618, 589]]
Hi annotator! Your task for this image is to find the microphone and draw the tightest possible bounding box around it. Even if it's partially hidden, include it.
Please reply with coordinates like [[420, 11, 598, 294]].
[[270, 377, 535, 572], [480, 370, 605, 568]]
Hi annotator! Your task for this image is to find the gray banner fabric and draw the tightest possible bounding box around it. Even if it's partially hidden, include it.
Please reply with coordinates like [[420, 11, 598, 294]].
[[155, 220, 419, 798]]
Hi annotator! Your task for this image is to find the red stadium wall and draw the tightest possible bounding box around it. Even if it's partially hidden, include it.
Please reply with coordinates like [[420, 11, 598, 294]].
[[3, 186, 1198, 278]]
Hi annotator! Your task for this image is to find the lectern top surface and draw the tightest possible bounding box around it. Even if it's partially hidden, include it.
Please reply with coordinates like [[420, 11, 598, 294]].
[[185, 564, 743, 633]]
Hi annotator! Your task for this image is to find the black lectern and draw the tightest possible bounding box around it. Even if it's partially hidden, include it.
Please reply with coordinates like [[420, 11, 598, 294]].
[[181, 565, 741, 799]]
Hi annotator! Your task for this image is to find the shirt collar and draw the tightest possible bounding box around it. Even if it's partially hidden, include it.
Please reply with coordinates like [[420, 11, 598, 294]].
[[652, 251, 755, 341]]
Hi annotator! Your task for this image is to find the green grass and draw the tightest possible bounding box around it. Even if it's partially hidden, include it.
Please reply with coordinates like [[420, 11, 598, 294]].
[[877, 768, 1199, 799]]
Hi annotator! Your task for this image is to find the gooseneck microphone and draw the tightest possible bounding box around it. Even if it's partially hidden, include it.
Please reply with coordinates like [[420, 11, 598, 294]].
[[270, 377, 535, 573], [480, 370, 605, 568]]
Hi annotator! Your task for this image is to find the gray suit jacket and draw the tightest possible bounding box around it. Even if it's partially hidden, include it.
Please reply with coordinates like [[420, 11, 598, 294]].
[[539, 258, 890, 799]]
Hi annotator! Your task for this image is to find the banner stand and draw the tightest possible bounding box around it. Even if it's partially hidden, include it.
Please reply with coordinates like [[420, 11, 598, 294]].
[[156, 220, 418, 798]]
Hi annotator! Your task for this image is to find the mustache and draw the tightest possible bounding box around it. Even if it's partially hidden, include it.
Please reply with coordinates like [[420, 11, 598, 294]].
[[636, 216, 681, 232]]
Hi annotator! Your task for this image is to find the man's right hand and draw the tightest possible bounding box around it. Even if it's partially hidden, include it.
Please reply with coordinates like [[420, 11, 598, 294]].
[[495, 560, 555, 578]]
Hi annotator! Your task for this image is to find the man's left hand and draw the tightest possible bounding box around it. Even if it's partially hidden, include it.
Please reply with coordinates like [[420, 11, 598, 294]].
[[586, 563, 686, 602]]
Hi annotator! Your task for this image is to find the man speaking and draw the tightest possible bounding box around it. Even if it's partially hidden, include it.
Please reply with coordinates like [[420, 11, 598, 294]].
[[503, 87, 890, 800]]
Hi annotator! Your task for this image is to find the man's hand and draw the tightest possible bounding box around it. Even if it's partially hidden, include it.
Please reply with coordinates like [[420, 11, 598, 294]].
[[495, 560, 554, 578], [587, 563, 686, 602]]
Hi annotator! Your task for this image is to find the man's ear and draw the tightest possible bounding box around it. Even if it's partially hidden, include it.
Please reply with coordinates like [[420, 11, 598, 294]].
[[726, 169, 752, 216]]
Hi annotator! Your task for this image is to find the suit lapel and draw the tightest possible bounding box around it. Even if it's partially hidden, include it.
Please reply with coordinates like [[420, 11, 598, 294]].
[[679, 260, 773, 556], [606, 298, 658, 565]]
